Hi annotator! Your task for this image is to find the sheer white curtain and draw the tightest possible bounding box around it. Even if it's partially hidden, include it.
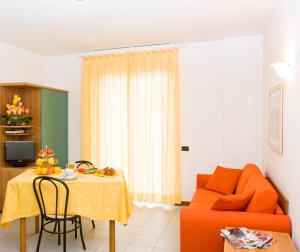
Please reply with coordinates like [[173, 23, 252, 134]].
[[82, 49, 181, 204]]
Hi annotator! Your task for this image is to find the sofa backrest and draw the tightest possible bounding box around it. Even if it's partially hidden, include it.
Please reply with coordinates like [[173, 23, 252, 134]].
[[243, 174, 278, 213], [235, 164, 262, 193]]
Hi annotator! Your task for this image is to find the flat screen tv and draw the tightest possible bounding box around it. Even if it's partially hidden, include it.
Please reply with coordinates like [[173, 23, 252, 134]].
[[4, 141, 35, 167]]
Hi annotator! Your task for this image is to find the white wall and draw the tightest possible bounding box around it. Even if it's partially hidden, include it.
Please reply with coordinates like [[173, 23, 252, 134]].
[[263, 0, 300, 247], [180, 37, 263, 200], [0, 40, 81, 162], [223, 37, 263, 167], [180, 42, 224, 199], [0, 36, 263, 203], [0, 41, 44, 83]]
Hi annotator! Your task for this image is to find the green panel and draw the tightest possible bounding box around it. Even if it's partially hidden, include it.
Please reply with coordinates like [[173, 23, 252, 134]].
[[41, 89, 68, 167], [55, 91, 68, 167]]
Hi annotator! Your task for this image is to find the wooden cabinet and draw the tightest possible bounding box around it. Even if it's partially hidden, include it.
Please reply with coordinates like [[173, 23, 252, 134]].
[[0, 167, 29, 208], [0, 82, 68, 211]]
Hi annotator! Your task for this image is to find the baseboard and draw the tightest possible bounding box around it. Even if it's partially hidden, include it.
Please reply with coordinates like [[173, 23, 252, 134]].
[[175, 201, 190, 206]]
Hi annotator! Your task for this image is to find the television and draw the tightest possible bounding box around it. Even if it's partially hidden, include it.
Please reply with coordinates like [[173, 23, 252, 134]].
[[4, 141, 35, 167]]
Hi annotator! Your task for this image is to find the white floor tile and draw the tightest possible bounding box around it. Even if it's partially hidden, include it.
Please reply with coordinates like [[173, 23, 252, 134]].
[[124, 244, 153, 252], [139, 226, 166, 237], [116, 224, 141, 234], [131, 234, 158, 247], [152, 248, 178, 252], [155, 237, 180, 251], [96, 241, 127, 252], [0, 205, 181, 252], [115, 232, 135, 244], [146, 220, 169, 229]]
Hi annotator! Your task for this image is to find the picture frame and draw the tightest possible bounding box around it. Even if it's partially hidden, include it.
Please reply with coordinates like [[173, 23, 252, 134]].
[[268, 83, 283, 154]]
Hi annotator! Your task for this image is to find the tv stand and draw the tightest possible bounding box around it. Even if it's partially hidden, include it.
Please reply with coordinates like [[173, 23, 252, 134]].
[[11, 163, 27, 167]]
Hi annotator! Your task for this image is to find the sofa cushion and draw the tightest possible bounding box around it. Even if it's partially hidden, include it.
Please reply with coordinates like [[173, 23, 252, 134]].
[[236, 164, 262, 193], [191, 188, 223, 204], [205, 166, 242, 195], [243, 175, 278, 213], [211, 191, 254, 211]]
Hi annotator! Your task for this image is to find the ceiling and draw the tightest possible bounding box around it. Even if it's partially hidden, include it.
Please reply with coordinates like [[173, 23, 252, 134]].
[[0, 0, 277, 56]]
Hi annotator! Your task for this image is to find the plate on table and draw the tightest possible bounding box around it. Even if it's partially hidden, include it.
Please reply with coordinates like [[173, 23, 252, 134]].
[[61, 175, 77, 181]]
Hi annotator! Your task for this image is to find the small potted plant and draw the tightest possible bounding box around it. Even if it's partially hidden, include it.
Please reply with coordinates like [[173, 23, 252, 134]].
[[1, 94, 33, 126]]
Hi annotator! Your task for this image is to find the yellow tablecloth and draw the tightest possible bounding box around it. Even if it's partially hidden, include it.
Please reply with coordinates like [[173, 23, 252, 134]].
[[1, 170, 133, 228]]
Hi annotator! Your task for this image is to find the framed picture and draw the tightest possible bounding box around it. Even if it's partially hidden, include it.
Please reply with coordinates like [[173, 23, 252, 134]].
[[269, 84, 283, 154]]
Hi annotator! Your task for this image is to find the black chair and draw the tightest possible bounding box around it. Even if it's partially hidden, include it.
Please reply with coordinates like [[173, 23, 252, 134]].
[[74, 160, 96, 229], [33, 176, 86, 252]]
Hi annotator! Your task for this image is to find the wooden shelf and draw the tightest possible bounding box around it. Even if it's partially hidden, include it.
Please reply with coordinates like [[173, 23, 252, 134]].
[[5, 133, 33, 136], [0, 125, 34, 128]]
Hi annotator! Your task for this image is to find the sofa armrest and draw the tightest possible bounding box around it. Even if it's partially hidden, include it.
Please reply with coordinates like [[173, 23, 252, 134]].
[[180, 208, 291, 252], [197, 174, 211, 189]]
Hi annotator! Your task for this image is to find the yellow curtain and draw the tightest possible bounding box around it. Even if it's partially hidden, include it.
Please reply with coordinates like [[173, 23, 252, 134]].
[[81, 49, 181, 204]]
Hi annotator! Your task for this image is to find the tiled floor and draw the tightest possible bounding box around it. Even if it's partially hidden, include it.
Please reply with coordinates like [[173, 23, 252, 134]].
[[0, 205, 181, 252]]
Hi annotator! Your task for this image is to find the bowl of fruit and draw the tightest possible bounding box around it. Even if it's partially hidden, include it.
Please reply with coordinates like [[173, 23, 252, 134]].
[[36, 166, 61, 175], [35, 146, 61, 175]]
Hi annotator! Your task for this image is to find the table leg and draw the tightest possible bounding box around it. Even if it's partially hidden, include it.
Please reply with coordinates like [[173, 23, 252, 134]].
[[35, 216, 40, 233], [20, 217, 26, 252], [109, 220, 115, 252]]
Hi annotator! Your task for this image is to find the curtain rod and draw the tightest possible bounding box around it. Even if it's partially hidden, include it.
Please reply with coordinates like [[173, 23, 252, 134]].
[[79, 43, 185, 57]]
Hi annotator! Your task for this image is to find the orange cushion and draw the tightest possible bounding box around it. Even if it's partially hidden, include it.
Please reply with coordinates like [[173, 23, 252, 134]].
[[211, 191, 254, 211], [205, 166, 242, 195], [236, 164, 262, 193], [191, 189, 223, 204], [243, 175, 278, 213]]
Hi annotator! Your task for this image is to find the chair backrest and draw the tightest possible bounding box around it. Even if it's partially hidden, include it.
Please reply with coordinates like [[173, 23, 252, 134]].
[[74, 160, 94, 168], [33, 176, 69, 219]]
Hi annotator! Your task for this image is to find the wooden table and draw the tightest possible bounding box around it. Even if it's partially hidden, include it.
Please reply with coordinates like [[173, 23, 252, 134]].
[[224, 230, 297, 252], [1, 170, 133, 252]]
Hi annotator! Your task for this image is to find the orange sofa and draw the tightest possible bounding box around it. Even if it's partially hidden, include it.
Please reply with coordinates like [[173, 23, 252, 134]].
[[180, 164, 292, 252]]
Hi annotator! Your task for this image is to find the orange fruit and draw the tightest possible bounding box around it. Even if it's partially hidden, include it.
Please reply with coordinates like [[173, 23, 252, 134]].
[[69, 163, 75, 169], [41, 168, 47, 175], [47, 167, 54, 174]]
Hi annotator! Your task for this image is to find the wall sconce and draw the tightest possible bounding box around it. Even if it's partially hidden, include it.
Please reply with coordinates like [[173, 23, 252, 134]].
[[271, 62, 293, 82]]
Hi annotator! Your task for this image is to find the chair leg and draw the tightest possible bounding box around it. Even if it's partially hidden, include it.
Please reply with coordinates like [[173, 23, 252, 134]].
[[36, 223, 44, 252], [75, 219, 78, 239], [92, 220, 95, 229], [58, 221, 61, 246], [53, 221, 57, 233], [63, 220, 67, 252], [79, 217, 86, 250]]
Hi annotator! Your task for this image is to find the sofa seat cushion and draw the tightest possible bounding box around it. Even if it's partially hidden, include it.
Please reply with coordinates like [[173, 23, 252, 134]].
[[211, 191, 254, 211], [189, 202, 212, 210], [205, 166, 242, 195], [236, 163, 262, 193], [191, 188, 223, 204], [243, 175, 278, 213]]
